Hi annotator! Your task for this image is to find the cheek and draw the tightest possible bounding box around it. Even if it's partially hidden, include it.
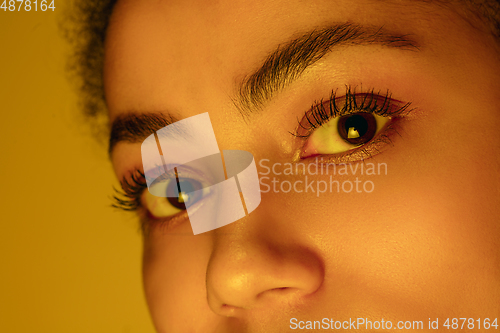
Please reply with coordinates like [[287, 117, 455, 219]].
[[256, 121, 500, 316], [351, 95, 500, 313], [142, 225, 221, 332]]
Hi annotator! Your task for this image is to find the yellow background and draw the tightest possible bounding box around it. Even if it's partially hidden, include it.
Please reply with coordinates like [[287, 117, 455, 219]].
[[0, 3, 156, 332]]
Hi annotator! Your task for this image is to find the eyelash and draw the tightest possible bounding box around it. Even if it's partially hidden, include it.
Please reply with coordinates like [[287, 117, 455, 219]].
[[112, 86, 412, 213], [296, 86, 411, 135], [293, 85, 412, 162], [112, 167, 200, 228], [113, 168, 202, 235], [112, 170, 147, 213]]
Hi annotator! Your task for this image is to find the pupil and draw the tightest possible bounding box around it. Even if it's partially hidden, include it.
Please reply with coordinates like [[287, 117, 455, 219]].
[[344, 114, 368, 137], [337, 112, 377, 145], [166, 177, 201, 210]]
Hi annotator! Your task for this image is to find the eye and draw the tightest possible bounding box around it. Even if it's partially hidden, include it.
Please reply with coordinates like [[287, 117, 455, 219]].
[[295, 87, 411, 162], [301, 112, 390, 157], [143, 177, 204, 218]]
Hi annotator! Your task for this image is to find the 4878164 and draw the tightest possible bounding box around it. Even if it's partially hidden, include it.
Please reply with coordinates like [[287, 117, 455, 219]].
[[1, 0, 55, 11]]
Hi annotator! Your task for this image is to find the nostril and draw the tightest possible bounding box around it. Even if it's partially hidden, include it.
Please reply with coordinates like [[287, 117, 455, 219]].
[[266, 287, 290, 295], [255, 286, 307, 303], [218, 303, 240, 317]]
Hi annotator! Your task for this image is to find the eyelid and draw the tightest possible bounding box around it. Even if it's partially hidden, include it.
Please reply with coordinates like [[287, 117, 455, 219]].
[[141, 209, 189, 234], [295, 86, 412, 138], [293, 86, 413, 164], [112, 163, 215, 231], [142, 163, 216, 230], [146, 162, 216, 188], [302, 120, 402, 164], [141, 187, 212, 234]]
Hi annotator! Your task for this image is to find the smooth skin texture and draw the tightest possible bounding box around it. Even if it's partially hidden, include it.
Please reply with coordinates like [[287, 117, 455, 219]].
[[105, 0, 500, 332]]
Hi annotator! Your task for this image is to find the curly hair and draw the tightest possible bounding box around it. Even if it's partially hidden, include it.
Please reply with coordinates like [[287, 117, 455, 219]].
[[64, 0, 118, 143], [64, 0, 499, 143]]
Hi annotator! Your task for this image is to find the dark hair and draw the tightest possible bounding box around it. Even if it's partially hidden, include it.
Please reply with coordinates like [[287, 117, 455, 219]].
[[64, 0, 118, 142], [65, 0, 499, 143]]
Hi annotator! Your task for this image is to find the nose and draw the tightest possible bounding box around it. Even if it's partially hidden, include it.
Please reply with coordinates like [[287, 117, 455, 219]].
[[206, 219, 324, 316]]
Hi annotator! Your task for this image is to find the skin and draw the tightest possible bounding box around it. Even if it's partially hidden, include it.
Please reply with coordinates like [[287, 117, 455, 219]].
[[104, 0, 500, 332]]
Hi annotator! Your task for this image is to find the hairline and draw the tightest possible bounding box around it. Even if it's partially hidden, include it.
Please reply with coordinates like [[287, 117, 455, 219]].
[[66, 0, 500, 144]]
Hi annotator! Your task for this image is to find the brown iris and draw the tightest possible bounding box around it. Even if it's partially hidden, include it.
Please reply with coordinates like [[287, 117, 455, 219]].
[[165, 177, 203, 210], [337, 112, 377, 145]]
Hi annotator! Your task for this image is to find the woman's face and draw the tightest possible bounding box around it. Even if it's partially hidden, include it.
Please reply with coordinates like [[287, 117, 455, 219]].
[[105, 0, 500, 332]]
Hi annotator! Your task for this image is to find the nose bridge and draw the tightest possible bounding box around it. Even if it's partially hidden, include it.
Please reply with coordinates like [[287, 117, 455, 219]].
[[205, 213, 324, 316]]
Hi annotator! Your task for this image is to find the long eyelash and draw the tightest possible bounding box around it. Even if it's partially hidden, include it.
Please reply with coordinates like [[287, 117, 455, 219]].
[[111, 170, 147, 212], [293, 85, 411, 138]]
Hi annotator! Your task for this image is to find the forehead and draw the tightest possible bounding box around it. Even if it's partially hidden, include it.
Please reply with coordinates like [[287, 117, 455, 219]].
[[103, 0, 492, 123], [104, 0, 434, 112]]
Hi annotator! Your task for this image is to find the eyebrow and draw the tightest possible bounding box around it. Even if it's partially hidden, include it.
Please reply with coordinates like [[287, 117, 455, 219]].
[[235, 22, 419, 116], [109, 22, 418, 154], [108, 112, 177, 154]]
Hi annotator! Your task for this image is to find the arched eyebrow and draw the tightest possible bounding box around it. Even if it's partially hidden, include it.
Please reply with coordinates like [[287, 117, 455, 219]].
[[108, 23, 418, 155], [109, 112, 177, 155], [234, 22, 419, 117]]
